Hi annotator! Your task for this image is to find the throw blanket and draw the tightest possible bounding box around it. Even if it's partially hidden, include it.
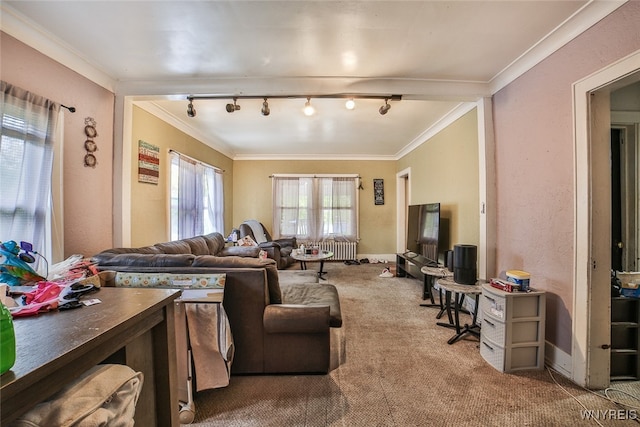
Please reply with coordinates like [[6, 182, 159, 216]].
[[184, 303, 234, 391], [245, 219, 267, 243]]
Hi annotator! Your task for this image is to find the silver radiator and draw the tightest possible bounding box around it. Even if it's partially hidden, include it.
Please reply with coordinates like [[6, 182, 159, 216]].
[[305, 241, 357, 261]]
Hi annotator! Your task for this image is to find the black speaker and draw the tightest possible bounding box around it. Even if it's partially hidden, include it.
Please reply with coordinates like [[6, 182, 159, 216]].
[[453, 244, 477, 285]]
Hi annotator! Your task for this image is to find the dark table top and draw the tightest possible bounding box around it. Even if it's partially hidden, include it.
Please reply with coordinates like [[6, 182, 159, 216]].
[[1, 287, 180, 405]]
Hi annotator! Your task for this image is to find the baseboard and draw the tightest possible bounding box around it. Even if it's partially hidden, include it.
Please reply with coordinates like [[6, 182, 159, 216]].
[[354, 254, 395, 263], [544, 341, 572, 378]]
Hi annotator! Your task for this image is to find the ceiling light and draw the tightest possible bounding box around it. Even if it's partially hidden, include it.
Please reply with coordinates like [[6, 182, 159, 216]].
[[345, 98, 355, 110], [261, 98, 270, 116], [226, 97, 241, 113], [379, 98, 391, 115], [187, 99, 196, 117], [303, 97, 315, 116]]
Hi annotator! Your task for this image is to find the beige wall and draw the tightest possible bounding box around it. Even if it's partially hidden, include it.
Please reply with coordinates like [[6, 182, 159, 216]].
[[233, 160, 397, 255], [130, 106, 234, 247], [397, 109, 480, 249], [1, 32, 115, 260]]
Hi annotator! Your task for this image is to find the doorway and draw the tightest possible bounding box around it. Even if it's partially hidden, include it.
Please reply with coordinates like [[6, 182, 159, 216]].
[[396, 168, 411, 253], [573, 52, 640, 389]]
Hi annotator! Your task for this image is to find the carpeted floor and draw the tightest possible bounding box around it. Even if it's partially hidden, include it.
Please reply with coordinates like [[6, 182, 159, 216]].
[[185, 262, 640, 426]]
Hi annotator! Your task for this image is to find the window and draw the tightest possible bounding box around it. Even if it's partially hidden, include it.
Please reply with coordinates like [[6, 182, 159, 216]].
[[272, 175, 358, 242], [170, 151, 224, 240], [0, 82, 60, 264]]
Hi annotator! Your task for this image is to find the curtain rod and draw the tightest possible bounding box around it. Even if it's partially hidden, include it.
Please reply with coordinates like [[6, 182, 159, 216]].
[[269, 174, 360, 178], [169, 149, 225, 172], [60, 104, 76, 113]]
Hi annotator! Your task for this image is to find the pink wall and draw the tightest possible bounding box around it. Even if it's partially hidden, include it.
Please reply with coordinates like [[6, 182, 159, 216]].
[[1, 33, 115, 259], [493, 2, 640, 353]]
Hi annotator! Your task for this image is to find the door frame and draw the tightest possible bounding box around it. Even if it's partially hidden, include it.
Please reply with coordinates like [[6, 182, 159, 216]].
[[396, 168, 411, 253], [572, 49, 640, 388]]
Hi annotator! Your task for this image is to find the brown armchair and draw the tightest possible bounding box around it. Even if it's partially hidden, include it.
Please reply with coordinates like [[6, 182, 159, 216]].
[[237, 221, 297, 269]]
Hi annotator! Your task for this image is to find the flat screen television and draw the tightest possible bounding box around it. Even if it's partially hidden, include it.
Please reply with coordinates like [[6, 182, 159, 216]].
[[406, 203, 449, 264]]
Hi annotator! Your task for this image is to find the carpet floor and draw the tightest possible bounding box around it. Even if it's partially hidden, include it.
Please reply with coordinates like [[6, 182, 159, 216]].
[[185, 262, 640, 426]]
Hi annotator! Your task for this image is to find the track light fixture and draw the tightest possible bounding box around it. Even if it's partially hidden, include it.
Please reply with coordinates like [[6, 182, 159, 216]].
[[187, 98, 196, 117], [379, 98, 391, 115], [225, 97, 241, 113], [261, 98, 270, 116], [185, 94, 400, 118], [345, 98, 355, 110], [303, 97, 315, 116]]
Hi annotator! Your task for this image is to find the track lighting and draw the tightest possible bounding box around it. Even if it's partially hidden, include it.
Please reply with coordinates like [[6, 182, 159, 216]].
[[303, 97, 315, 116], [379, 98, 391, 115], [345, 98, 355, 110], [187, 99, 196, 117], [261, 98, 270, 116], [225, 97, 241, 113], [186, 94, 401, 117]]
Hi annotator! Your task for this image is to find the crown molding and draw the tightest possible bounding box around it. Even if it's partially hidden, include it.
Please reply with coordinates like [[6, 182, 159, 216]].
[[395, 102, 477, 159], [232, 153, 397, 161], [135, 101, 236, 159], [1, 4, 117, 92], [489, 0, 628, 94]]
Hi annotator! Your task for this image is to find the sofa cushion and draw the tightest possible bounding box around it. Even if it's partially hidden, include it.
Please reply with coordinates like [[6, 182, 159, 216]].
[[154, 240, 192, 254], [98, 246, 162, 254], [181, 236, 211, 255], [280, 283, 342, 327], [92, 253, 196, 268], [202, 233, 226, 255], [191, 256, 282, 304]]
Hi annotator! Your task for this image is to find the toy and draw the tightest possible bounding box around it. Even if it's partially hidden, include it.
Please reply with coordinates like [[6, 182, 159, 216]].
[[0, 241, 46, 286]]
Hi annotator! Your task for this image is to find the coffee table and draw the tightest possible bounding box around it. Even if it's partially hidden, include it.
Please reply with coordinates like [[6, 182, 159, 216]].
[[291, 250, 334, 280]]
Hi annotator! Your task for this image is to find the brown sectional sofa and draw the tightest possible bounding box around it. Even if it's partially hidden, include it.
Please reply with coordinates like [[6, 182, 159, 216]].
[[91, 232, 342, 374]]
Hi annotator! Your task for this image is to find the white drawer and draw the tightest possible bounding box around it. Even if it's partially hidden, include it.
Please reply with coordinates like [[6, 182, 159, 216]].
[[481, 316, 506, 344], [480, 337, 504, 371], [481, 292, 506, 320]]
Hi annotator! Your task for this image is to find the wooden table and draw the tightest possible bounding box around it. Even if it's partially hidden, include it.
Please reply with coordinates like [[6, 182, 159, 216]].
[[435, 278, 483, 345], [291, 250, 334, 279], [1, 287, 180, 426]]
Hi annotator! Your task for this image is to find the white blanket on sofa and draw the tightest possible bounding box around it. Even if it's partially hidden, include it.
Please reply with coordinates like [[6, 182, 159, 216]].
[[245, 219, 267, 243]]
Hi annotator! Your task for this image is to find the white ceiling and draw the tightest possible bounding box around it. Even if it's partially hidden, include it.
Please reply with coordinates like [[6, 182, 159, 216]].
[[1, 1, 625, 159]]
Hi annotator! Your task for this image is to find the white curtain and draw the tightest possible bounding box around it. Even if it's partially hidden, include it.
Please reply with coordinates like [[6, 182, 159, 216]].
[[203, 166, 224, 235], [171, 151, 224, 240], [0, 81, 59, 256], [272, 175, 357, 242], [273, 177, 314, 239], [319, 177, 357, 240]]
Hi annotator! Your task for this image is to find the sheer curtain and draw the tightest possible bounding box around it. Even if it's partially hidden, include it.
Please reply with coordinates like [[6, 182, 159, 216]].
[[318, 177, 357, 241], [203, 166, 224, 235], [170, 151, 224, 240], [272, 175, 357, 242], [0, 81, 60, 257]]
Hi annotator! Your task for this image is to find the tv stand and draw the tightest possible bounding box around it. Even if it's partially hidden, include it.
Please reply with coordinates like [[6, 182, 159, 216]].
[[395, 252, 440, 303]]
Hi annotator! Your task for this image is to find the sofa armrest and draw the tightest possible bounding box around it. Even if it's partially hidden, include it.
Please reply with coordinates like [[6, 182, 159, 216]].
[[258, 241, 281, 250], [219, 246, 261, 257], [273, 237, 296, 248], [263, 304, 329, 334]]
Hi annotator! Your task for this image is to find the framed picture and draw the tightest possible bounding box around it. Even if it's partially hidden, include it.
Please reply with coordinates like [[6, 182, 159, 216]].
[[138, 140, 160, 184], [373, 178, 384, 205]]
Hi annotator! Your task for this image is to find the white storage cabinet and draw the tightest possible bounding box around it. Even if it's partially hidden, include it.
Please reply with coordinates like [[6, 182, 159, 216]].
[[480, 284, 546, 372]]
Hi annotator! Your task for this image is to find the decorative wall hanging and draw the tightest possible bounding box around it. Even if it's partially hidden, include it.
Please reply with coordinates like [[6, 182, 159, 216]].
[[373, 178, 384, 205], [138, 140, 160, 184], [83, 117, 98, 167]]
